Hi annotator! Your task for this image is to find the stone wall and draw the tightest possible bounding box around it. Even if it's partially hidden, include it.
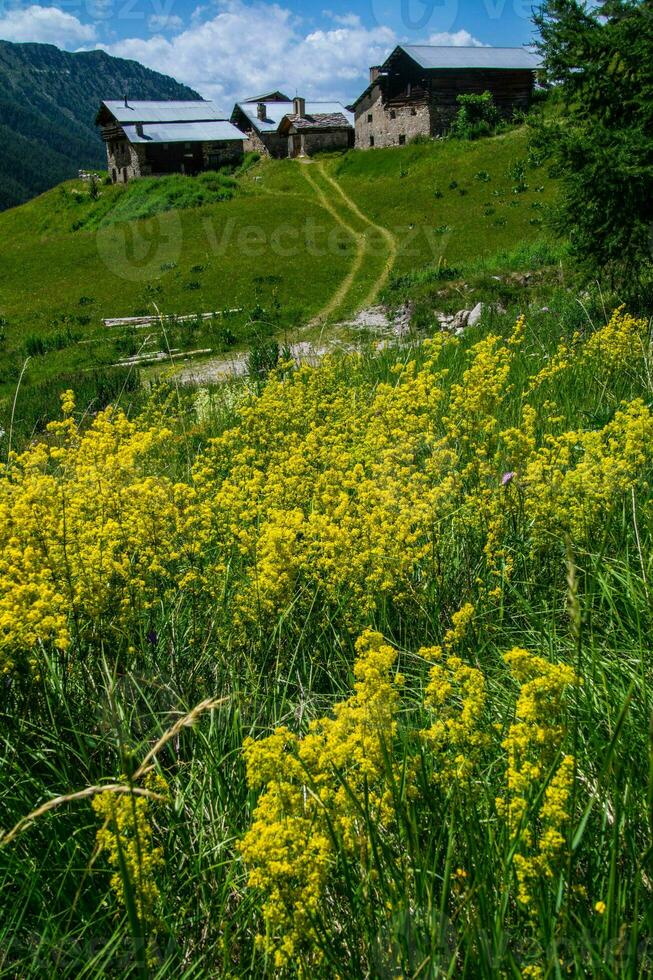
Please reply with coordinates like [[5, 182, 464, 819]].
[[106, 139, 144, 183], [106, 139, 243, 183], [355, 88, 431, 149], [244, 129, 288, 159], [296, 129, 352, 156]]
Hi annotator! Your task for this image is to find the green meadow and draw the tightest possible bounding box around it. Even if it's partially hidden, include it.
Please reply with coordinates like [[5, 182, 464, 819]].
[[0, 126, 558, 440]]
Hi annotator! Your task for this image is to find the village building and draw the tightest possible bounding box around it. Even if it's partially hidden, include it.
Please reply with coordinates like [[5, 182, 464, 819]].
[[353, 45, 542, 149], [230, 95, 354, 158], [96, 100, 246, 183]]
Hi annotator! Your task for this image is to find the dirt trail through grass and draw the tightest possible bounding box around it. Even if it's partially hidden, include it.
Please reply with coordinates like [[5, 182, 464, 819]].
[[299, 163, 367, 325], [299, 160, 397, 325], [316, 161, 398, 309]]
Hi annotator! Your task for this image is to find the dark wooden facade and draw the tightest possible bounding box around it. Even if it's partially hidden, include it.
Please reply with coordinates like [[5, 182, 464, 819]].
[[354, 46, 539, 149]]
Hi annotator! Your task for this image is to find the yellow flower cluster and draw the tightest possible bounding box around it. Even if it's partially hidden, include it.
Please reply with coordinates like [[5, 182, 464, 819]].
[[92, 772, 169, 928], [496, 648, 578, 907], [521, 399, 653, 547], [444, 601, 476, 649], [421, 604, 489, 784], [528, 307, 645, 392], [581, 306, 645, 373], [193, 350, 452, 629], [0, 393, 193, 674], [1, 309, 652, 676], [421, 649, 489, 783], [242, 632, 583, 963], [239, 630, 401, 967]]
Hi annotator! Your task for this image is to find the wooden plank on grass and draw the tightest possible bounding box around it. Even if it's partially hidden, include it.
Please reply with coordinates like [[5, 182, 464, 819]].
[[103, 309, 243, 328]]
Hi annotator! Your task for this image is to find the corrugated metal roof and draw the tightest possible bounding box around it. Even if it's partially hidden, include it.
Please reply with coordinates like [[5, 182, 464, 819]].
[[102, 100, 222, 124], [235, 100, 354, 133], [122, 121, 246, 144], [399, 45, 542, 70]]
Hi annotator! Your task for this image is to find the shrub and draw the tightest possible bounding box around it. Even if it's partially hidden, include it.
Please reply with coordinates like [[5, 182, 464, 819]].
[[508, 159, 529, 193], [24, 334, 45, 357], [246, 337, 280, 385], [451, 91, 500, 140]]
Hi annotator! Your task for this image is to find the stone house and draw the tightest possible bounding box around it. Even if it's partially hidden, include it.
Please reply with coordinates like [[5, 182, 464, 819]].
[[353, 46, 541, 149], [230, 95, 354, 158], [96, 100, 246, 183]]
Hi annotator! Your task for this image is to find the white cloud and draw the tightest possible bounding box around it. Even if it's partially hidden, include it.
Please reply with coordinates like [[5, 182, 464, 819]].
[[0, 5, 96, 47], [426, 30, 487, 46], [325, 12, 364, 28], [0, 0, 485, 110], [100, 1, 459, 110], [147, 13, 184, 33]]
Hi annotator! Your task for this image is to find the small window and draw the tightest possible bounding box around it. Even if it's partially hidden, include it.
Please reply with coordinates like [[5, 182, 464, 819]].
[[410, 108, 417, 117], [398, 134, 406, 146], [367, 113, 373, 123], [390, 110, 396, 120], [369, 135, 375, 147]]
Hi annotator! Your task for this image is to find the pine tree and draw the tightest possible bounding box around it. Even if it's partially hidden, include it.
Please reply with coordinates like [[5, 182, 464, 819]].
[[533, 0, 653, 292]]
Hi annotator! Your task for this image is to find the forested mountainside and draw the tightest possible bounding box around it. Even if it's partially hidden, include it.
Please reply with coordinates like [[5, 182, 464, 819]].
[[0, 40, 200, 210]]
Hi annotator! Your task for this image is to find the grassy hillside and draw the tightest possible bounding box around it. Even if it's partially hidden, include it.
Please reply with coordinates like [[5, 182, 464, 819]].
[[1, 294, 651, 976], [0, 126, 559, 441], [0, 40, 200, 211]]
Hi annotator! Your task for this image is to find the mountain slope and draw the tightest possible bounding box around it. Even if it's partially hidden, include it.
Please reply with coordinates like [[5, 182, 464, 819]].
[[0, 40, 200, 210], [0, 126, 561, 446]]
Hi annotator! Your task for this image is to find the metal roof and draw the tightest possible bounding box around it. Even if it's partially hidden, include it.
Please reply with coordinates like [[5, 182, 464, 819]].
[[242, 91, 290, 103], [101, 100, 222, 124], [235, 100, 354, 133], [122, 121, 246, 144], [398, 45, 542, 70]]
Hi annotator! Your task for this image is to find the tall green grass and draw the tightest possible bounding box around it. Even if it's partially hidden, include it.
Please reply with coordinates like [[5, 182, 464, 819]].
[[1, 291, 652, 976]]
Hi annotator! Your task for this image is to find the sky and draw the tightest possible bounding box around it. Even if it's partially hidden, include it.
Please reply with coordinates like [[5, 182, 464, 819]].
[[0, 0, 541, 111]]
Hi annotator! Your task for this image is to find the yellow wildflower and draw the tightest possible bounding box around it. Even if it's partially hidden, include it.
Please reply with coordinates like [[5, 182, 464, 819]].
[[239, 630, 402, 967]]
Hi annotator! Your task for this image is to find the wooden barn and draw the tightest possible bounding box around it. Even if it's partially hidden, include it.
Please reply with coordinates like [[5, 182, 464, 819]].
[[353, 45, 541, 149], [96, 100, 246, 183]]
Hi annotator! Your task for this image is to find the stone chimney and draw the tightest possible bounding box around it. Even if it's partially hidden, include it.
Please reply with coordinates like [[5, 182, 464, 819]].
[[257, 102, 266, 121], [370, 66, 381, 84], [293, 96, 306, 118], [136, 122, 144, 138]]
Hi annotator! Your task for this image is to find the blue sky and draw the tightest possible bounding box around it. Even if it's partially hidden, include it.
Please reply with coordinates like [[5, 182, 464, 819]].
[[0, 0, 540, 110]]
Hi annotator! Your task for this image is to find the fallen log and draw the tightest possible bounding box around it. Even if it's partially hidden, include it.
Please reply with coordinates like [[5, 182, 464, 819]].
[[103, 309, 243, 328]]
